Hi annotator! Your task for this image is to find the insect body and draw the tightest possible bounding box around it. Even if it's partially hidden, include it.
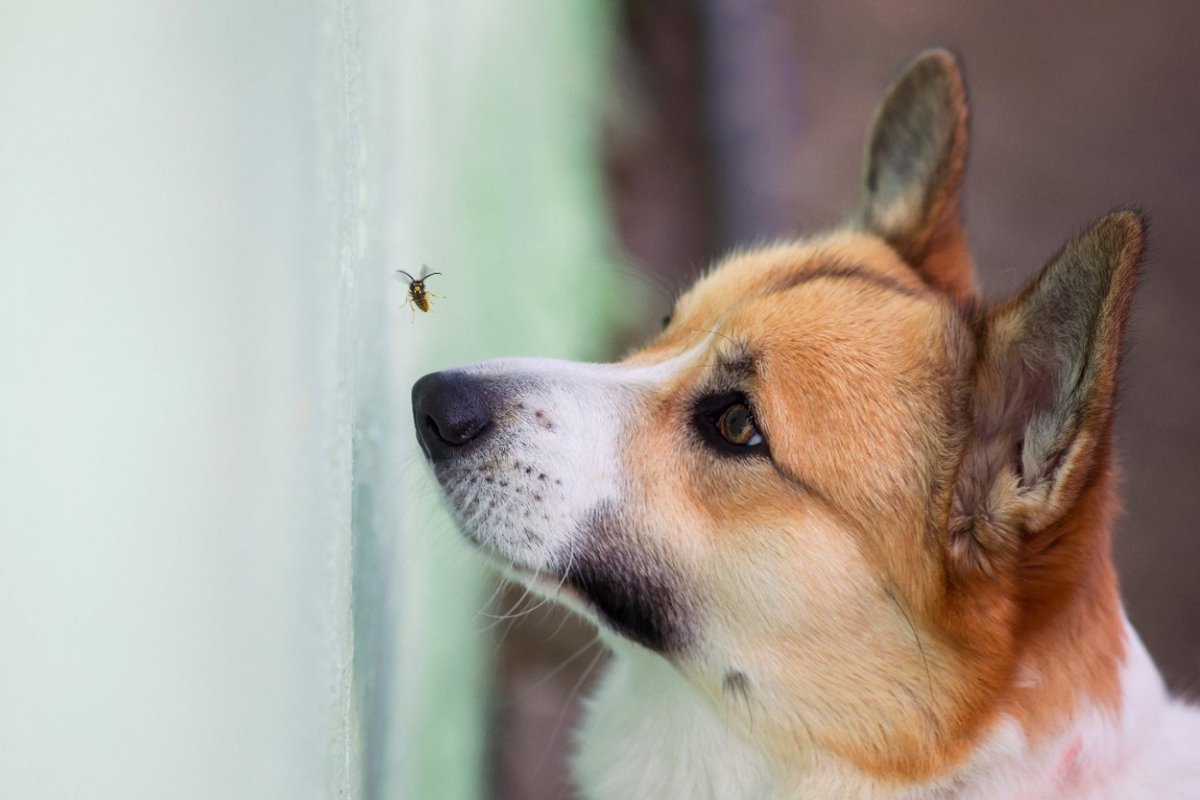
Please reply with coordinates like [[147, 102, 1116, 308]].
[[396, 267, 442, 315]]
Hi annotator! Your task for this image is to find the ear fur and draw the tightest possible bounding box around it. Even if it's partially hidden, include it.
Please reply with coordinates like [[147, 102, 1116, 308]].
[[949, 212, 1145, 573], [857, 49, 976, 303]]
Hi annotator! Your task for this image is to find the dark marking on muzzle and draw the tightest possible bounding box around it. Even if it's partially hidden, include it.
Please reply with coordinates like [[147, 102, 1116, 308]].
[[564, 503, 693, 653]]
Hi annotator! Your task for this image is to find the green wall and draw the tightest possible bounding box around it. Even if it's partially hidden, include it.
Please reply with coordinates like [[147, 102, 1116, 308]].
[[384, 3, 628, 798]]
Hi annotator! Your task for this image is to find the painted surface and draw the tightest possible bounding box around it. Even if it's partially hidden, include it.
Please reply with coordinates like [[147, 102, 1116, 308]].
[[0, 0, 620, 797]]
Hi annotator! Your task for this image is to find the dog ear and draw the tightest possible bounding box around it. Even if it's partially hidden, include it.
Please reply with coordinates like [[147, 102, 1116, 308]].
[[856, 49, 976, 302], [949, 212, 1144, 573]]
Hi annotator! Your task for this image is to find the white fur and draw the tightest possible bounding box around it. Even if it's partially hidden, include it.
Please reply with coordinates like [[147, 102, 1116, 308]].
[[575, 637, 776, 800], [572, 622, 1200, 799], [440, 347, 707, 572]]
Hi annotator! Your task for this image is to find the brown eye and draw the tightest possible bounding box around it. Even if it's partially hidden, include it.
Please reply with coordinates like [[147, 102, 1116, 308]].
[[717, 403, 762, 447], [692, 392, 767, 455]]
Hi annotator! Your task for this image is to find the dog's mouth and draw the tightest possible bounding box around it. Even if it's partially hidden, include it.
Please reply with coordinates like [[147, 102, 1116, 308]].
[[464, 534, 612, 630], [475, 544, 560, 586], [496, 558, 588, 602], [441, 482, 695, 654]]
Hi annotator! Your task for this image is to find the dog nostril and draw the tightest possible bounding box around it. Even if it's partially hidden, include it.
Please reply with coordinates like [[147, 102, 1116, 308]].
[[412, 371, 496, 458], [426, 411, 489, 447]]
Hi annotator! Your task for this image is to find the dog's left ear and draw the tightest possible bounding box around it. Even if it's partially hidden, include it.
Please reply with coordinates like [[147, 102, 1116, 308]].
[[856, 49, 976, 302], [950, 212, 1144, 573]]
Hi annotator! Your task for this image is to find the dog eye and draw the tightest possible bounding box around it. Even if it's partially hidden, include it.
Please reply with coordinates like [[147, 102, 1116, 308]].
[[693, 393, 767, 455], [661, 313, 673, 330], [717, 403, 763, 447]]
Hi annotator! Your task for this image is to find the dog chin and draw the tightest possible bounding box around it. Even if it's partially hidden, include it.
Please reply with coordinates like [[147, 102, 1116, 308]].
[[455, 519, 604, 627], [498, 559, 596, 612]]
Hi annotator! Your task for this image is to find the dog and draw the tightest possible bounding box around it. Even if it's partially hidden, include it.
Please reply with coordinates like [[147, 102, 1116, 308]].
[[412, 50, 1200, 798]]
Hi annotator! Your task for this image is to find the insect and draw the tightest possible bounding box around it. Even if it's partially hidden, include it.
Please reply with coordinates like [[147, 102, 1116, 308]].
[[396, 266, 442, 316]]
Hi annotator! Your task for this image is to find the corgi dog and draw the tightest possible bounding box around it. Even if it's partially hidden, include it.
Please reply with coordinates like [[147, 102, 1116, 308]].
[[412, 50, 1200, 798]]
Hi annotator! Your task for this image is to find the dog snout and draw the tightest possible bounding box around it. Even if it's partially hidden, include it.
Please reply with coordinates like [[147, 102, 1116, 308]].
[[412, 371, 495, 460]]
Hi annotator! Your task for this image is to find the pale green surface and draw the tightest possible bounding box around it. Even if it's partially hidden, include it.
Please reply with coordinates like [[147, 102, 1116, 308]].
[[385, 3, 629, 799], [0, 1, 627, 797]]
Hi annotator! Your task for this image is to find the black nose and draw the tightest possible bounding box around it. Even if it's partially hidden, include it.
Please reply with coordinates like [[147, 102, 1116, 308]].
[[412, 371, 494, 461]]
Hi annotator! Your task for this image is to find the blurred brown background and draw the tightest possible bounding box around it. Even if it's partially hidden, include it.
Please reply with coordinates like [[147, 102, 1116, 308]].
[[492, 3, 1200, 797]]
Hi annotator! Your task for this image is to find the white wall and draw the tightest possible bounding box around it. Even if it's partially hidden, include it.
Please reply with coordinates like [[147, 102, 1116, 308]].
[[0, 1, 620, 797], [1, 1, 368, 796]]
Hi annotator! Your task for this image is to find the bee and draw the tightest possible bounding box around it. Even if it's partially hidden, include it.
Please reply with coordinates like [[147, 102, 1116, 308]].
[[396, 266, 442, 315]]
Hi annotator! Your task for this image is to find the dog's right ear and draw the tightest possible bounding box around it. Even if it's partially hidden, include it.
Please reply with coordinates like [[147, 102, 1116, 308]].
[[856, 49, 976, 303]]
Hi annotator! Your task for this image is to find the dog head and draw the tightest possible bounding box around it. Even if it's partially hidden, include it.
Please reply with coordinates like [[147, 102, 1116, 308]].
[[413, 50, 1143, 781]]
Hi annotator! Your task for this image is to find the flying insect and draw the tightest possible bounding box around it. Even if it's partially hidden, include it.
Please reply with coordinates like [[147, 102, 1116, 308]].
[[396, 266, 442, 316]]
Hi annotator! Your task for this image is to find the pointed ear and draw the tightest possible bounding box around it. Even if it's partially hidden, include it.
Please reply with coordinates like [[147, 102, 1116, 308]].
[[856, 49, 976, 302], [950, 212, 1145, 571]]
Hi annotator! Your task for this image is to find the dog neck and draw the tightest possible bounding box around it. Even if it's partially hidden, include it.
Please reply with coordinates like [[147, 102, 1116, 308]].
[[573, 589, 1175, 799], [569, 467, 1192, 797]]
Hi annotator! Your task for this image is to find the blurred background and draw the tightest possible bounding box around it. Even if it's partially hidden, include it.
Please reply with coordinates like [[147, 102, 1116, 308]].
[[2, 2, 1197, 799]]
